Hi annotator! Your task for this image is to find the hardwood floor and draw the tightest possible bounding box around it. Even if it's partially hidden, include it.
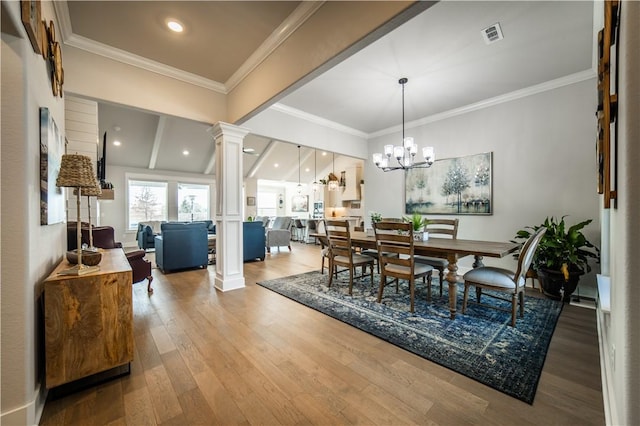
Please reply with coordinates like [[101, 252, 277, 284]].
[[40, 242, 605, 425]]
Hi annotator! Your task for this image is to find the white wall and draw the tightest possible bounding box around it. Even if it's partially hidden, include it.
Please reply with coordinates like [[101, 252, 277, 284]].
[[365, 79, 601, 297], [1, 2, 65, 423], [607, 2, 640, 424], [100, 165, 216, 247]]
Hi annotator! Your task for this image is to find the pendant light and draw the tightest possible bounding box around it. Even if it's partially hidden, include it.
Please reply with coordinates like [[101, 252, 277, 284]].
[[327, 152, 339, 191], [297, 145, 302, 193], [312, 149, 320, 192]]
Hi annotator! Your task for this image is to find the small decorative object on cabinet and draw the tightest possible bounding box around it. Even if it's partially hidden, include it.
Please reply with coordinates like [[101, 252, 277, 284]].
[[44, 249, 133, 389]]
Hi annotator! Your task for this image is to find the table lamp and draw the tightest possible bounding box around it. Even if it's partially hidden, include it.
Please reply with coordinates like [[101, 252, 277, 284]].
[[74, 183, 102, 251], [56, 154, 101, 275]]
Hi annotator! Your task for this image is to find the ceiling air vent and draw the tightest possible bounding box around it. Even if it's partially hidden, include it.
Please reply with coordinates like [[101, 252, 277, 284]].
[[481, 23, 503, 44]]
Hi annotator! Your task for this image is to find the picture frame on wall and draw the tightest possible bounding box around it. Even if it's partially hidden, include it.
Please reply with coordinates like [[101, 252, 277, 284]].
[[21, 0, 42, 54], [291, 195, 308, 213], [405, 152, 493, 215], [40, 107, 65, 225], [247, 196, 256, 206]]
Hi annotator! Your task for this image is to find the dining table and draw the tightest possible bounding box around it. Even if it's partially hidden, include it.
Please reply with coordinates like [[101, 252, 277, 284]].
[[310, 231, 520, 319]]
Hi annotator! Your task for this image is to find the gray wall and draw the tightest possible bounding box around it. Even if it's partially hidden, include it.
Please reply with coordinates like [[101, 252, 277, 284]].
[[365, 79, 601, 297]]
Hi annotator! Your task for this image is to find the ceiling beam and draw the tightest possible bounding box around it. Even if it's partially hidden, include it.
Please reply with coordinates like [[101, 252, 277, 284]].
[[204, 127, 216, 174], [148, 116, 166, 169], [246, 140, 277, 178]]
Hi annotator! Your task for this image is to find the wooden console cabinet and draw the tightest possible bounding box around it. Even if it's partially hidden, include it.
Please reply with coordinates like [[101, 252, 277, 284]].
[[44, 249, 133, 388]]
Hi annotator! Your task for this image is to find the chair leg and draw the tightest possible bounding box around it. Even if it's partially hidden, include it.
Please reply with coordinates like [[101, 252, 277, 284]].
[[439, 268, 444, 296], [328, 260, 334, 288], [426, 273, 432, 302], [519, 290, 525, 318], [377, 273, 386, 303], [409, 278, 415, 313], [475, 287, 482, 303], [462, 282, 470, 314], [348, 267, 354, 295], [511, 293, 518, 327], [147, 276, 153, 293]]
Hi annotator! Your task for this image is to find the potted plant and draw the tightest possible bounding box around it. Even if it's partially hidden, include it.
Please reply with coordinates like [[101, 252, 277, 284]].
[[513, 216, 600, 302], [404, 212, 430, 241]]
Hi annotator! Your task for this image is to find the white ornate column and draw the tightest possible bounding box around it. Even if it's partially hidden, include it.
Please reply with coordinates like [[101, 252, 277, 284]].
[[212, 122, 249, 291]]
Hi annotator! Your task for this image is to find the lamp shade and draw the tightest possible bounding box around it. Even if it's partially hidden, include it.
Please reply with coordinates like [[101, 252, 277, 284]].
[[56, 154, 99, 189]]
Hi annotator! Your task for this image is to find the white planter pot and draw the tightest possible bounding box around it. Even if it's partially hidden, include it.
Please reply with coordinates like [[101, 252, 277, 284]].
[[413, 231, 429, 241]]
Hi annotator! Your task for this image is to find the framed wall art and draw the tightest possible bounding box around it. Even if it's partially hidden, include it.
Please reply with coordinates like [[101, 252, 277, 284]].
[[291, 195, 308, 213], [596, 0, 619, 209], [247, 196, 256, 206], [40, 107, 65, 225], [21, 0, 42, 54], [405, 152, 492, 215]]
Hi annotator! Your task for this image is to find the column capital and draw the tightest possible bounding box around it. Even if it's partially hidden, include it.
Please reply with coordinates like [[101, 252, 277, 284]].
[[210, 122, 250, 140]]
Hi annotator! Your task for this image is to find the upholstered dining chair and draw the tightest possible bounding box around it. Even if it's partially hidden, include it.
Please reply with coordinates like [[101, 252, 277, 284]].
[[324, 219, 374, 295], [462, 227, 546, 327], [373, 221, 434, 313], [415, 218, 459, 296]]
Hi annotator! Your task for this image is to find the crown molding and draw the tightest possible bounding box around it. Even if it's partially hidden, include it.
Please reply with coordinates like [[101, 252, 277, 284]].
[[63, 32, 227, 93], [368, 68, 597, 139], [53, 1, 324, 95], [225, 1, 325, 91], [270, 103, 368, 139]]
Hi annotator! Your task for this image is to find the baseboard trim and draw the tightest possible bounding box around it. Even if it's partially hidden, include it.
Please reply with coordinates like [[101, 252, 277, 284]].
[[1, 383, 47, 426]]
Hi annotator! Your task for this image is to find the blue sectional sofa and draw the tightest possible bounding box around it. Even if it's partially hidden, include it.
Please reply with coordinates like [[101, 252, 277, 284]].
[[155, 222, 208, 272]]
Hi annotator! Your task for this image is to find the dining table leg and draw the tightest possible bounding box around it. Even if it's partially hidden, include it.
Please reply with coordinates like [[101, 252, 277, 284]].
[[446, 253, 459, 319], [473, 255, 484, 268]]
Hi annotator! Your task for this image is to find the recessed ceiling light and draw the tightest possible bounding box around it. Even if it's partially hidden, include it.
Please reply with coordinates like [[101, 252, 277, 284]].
[[183, 150, 189, 156], [274, 163, 279, 168], [305, 167, 310, 172], [322, 152, 327, 156], [167, 20, 184, 33], [113, 140, 121, 146]]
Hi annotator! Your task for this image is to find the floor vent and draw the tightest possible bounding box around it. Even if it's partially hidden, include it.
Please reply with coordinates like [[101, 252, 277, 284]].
[[481, 23, 504, 44]]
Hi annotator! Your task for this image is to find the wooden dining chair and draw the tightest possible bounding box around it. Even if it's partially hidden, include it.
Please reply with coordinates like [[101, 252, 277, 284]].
[[415, 218, 459, 296], [373, 221, 434, 313], [324, 219, 375, 295], [462, 227, 546, 326]]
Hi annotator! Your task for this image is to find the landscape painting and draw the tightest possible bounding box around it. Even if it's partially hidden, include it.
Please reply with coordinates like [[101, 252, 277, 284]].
[[405, 152, 492, 215], [40, 107, 65, 225]]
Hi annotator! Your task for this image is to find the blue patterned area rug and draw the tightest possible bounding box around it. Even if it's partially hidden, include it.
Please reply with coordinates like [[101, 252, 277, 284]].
[[257, 270, 563, 404]]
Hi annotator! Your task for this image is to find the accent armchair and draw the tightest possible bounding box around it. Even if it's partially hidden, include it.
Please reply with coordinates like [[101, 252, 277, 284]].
[[266, 216, 293, 253]]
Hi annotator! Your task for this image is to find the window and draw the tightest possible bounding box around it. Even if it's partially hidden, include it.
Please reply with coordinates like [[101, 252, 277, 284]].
[[128, 180, 168, 230], [257, 191, 277, 217], [178, 183, 209, 222]]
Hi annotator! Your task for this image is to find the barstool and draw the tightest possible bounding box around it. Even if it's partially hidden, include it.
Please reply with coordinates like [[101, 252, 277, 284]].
[[293, 219, 305, 241]]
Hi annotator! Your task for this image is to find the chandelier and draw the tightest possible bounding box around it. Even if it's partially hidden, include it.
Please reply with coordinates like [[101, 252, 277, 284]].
[[372, 78, 435, 171]]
